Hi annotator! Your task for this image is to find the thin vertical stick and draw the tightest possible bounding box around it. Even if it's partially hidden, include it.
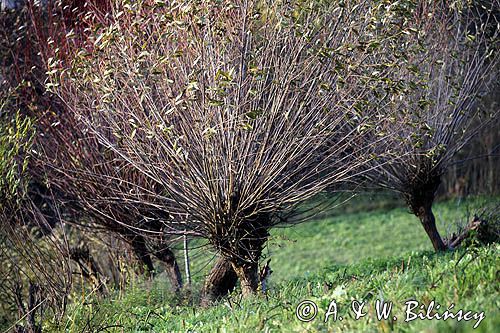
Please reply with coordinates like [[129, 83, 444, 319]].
[[183, 232, 191, 286]]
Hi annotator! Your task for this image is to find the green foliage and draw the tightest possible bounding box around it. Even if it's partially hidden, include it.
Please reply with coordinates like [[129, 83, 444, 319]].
[[0, 85, 35, 205]]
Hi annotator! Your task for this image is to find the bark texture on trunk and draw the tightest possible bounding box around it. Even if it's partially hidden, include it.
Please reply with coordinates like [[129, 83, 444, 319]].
[[415, 205, 447, 252], [128, 232, 183, 292], [201, 257, 238, 306], [406, 175, 447, 252], [231, 261, 259, 297], [154, 246, 183, 292], [213, 211, 270, 298], [129, 236, 155, 276]]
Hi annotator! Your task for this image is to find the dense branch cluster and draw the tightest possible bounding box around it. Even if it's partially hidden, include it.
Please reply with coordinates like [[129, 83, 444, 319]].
[[50, 0, 411, 294]]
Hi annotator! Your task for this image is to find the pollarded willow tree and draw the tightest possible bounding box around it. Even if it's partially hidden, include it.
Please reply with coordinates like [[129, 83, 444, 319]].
[[34, 105, 189, 290], [29, 0, 190, 289], [49, 0, 402, 296], [358, 0, 499, 251], [0, 0, 186, 290]]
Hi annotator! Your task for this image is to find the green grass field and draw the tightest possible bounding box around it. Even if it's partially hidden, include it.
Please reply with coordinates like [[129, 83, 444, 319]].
[[50, 196, 499, 332]]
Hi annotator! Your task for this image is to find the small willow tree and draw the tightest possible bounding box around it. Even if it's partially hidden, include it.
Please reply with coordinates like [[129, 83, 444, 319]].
[[34, 107, 188, 290], [2, 0, 186, 290], [359, 0, 499, 251], [50, 0, 398, 296], [29, 0, 188, 289]]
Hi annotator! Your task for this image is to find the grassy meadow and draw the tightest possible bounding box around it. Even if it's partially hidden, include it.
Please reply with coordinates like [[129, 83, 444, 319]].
[[47, 196, 499, 332]]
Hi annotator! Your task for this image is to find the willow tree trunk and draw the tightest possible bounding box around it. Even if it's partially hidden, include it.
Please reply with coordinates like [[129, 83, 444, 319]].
[[154, 246, 183, 292], [201, 257, 238, 306], [231, 261, 260, 297], [214, 212, 270, 298], [407, 177, 447, 252], [129, 236, 155, 276], [414, 204, 447, 252]]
